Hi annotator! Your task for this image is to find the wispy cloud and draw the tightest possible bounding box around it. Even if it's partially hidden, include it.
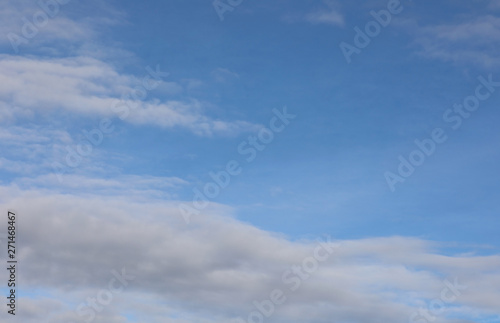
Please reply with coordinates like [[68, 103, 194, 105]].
[[0, 126, 73, 177], [282, 0, 344, 27], [0, 0, 125, 54], [487, 0, 500, 10], [12, 174, 188, 199], [212, 68, 240, 83], [0, 55, 260, 136], [404, 15, 500, 67], [305, 8, 344, 26]]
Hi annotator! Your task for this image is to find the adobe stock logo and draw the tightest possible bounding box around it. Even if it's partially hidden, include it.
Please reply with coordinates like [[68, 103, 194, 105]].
[[73, 268, 135, 323], [7, 0, 71, 53], [213, 0, 243, 21], [179, 107, 296, 224], [51, 65, 168, 182], [385, 74, 500, 192], [233, 236, 339, 323], [339, 0, 407, 64], [409, 277, 467, 323]]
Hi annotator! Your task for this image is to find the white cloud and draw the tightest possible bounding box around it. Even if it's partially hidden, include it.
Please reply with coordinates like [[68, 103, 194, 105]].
[[0, 1, 259, 138], [0, 126, 74, 177], [305, 0, 344, 27], [282, 0, 344, 27], [0, 0, 127, 55], [212, 68, 240, 83], [0, 1, 92, 53], [0, 55, 260, 136], [305, 9, 344, 26], [404, 15, 500, 67], [11, 173, 189, 200]]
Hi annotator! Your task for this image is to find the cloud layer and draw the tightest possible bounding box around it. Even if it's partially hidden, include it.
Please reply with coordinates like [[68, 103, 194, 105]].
[[1, 184, 499, 323]]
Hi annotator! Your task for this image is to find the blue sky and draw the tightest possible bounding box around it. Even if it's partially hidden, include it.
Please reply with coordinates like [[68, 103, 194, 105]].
[[1, 0, 500, 323]]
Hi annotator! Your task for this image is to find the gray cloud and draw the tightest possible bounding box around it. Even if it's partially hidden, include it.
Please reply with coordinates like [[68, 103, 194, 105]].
[[0, 184, 498, 323]]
